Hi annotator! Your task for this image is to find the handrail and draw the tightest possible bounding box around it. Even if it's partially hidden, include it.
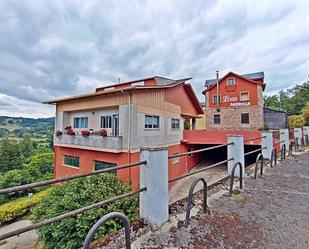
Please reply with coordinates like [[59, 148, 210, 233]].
[[184, 178, 208, 227], [229, 162, 243, 196], [169, 158, 234, 183], [244, 136, 266, 142], [0, 187, 146, 241], [244, 146, 267, 156], [254, 153, 264, 179], [83, 212, 131, 249], [168, 143, 233, 159], [0, 161, 147, 195], [270, 148, 277, 167], [281, 144, 286, 161]]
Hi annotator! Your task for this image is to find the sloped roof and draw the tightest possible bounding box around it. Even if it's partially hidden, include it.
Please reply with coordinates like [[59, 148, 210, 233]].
[[205, 71, 264, 87]]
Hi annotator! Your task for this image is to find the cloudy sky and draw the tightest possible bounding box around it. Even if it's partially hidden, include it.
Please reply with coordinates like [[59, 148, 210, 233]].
[[0, 0, 308, 118]]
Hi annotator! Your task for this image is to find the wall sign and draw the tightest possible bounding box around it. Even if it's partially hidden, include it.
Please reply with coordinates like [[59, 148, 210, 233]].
[[223, 96, 238, 102], [230, 102, 251, 107]]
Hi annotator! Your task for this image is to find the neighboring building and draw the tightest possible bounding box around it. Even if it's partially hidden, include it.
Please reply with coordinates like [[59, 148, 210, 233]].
[[195, 102, 206, 130], [46, 76, 204, 188], [263, 107, 288, 129], [202, 71, 266, 130]]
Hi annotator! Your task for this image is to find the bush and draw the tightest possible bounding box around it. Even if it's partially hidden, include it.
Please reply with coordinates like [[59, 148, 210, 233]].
[[26, 152, 54, 180], [0, 188, 51, 225], [289, 115, 305, 128], [32, 174, 139, 249]]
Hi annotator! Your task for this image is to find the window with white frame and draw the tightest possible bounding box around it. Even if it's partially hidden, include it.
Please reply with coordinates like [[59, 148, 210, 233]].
[[145, 115, 160, 129], [101, 116, 112, 128], [171, 118, 180, 129], [73, 117, 88, 128], [227, 77, 235, 85], [240, 92, 249, 101], [172, 153, 180, 164], [213, 95, 221, 104]]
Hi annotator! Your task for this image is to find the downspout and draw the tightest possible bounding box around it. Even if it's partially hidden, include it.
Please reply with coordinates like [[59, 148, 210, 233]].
[[128, 92, 132, 181], [216, 70, 219, 109]]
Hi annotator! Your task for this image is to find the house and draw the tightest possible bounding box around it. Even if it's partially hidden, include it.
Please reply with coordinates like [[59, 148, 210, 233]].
[[202, 71, 266, 130], [46, 76, 204, 188]]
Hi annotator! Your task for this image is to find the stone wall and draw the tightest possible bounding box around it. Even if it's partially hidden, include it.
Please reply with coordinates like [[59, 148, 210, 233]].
[[206, 105, 264, 130]]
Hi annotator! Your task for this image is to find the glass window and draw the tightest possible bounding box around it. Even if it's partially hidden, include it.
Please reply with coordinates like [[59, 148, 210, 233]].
[[227, 77, 235, 85], [172, 153, 179, 164], [240, 92, 249, 101], [94, 161, 117, 174], [101, 116, 112, 128], [214, 114, 221, 124], [241, 113, 250, 124], [171, 118, 180, 129], [73, 117, 88, 128], [213, 95, 221, 104], [64, 155, 80, 168], [145, 115, 160, 129]]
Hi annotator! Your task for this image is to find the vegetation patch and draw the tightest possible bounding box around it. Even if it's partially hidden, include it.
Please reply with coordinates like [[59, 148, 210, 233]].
[[32, 174, 139, 249]]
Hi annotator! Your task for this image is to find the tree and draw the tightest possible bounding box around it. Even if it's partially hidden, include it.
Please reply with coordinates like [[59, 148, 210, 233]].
[[33, 174, 139, 249], [0, 139, 23, 174], [288, 115, 305, 128], [26, 152, 54, 180], [20, 134, 34, 159]]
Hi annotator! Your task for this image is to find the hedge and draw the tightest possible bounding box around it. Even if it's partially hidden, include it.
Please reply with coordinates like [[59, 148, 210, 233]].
[[0, 188, 52, 225]]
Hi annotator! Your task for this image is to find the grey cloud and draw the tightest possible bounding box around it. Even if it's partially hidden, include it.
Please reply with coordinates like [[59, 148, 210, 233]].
[[0, 0, 308, 117]]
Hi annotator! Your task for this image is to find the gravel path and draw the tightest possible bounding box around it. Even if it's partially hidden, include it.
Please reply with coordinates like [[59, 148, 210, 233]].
[[100, 152, 309, 248]]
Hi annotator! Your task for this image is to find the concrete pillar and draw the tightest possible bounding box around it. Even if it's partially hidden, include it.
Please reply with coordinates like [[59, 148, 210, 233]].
[[280, 128, 289, 152], [294, 128, 302, 146], [304, 126, 309, 145], [140, 147, 169, 228], [262, 132, 273, 160], [227, 135, 244, 177]]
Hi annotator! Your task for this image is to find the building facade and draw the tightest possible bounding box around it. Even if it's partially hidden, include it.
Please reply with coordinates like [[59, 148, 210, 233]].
[[202, 72, 266, 130], [47, 76, 204, 189]]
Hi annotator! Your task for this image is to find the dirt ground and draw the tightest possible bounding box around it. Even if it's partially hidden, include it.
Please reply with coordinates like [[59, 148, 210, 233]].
[[104, 152, 309, 249]]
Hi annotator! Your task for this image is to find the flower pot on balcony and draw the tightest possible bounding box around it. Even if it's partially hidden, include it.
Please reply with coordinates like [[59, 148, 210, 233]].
[[65, 127, 75, 136], [95, 129, 107, 137], [81, 130, 90, 137], [55, 131, 63, 137]]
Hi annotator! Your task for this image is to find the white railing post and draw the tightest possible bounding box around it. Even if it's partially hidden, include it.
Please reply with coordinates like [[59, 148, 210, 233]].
[[140, 147, 169, 228], [280, 128, 289, 152], [227, 135, 244, 177], [262, 132, 273, 160], [294, 128, 303, 146]]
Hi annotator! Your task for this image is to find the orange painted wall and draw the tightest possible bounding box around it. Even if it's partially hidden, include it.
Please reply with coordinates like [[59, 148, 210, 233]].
[[207, 74, 260, 109], [165, 84, 200, 116], [54, 143, 202, 190]]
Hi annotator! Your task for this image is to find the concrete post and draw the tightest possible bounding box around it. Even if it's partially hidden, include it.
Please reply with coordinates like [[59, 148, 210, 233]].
[[262, 132, 273, 160], [227, 135, 244, 177], [294, 128, 302, 146], [280, 128, 289, 152], [304, 126, 309, 146], [140, 147, 169, 228]]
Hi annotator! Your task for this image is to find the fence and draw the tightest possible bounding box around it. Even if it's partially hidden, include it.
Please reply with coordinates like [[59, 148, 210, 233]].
[[0, 128, 307, 248]]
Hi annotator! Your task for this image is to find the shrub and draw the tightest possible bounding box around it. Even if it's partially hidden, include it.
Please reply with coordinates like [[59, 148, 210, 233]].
[[26, 152, 54, 179], [0, 188, 51, 225], [32, 174, 139, 249], [288, 115, 305, 128]]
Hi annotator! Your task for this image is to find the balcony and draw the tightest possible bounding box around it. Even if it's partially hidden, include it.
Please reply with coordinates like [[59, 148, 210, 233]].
[[54, 134, 123, 151]]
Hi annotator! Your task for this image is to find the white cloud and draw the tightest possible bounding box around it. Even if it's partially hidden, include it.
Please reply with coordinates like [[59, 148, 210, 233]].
[[0, 0, 308, 117]]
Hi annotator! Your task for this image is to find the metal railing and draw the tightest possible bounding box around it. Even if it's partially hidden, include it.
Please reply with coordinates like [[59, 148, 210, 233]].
[[0, 160, 147, 246], [244, 136, 266, 143], [254, 153, 264, 179], [184, 178, 208, 227], [244, 146, 267, 156], [229, 162, 244, 196]]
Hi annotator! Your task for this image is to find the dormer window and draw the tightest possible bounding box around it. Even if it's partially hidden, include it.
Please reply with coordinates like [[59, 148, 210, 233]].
[[227, 77, 235, 85]]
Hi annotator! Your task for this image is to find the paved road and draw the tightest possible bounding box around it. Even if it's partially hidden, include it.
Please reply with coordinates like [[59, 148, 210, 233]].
[[0, 220, 38, 249], [130, 152, 309, 248]]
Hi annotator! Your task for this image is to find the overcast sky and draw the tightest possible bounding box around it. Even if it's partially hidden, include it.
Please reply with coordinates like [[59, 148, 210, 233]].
[[0, 0, 308, 118]]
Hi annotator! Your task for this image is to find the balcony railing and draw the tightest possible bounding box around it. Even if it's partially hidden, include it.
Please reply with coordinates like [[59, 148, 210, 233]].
[[54, 134, 123, 150]]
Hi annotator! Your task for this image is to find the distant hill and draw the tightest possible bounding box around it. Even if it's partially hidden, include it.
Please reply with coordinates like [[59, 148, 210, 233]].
[[0, 116, 55, 138]]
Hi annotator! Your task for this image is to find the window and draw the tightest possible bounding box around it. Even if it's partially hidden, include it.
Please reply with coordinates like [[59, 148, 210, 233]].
[[101, 116, 112, 128], [64, 155, 80, 168], [171, 118, 180, 129], [213, 95, 221, 104], [73, 117, 88, 128], [145, 115, 160, 129], [94, 161, 117, 174], [227, 77, 235, 85], [240, 92, 249, 101], [172, 153, 179, 164], [241, 113, 250, 124], [214, 114, 221, 124]]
